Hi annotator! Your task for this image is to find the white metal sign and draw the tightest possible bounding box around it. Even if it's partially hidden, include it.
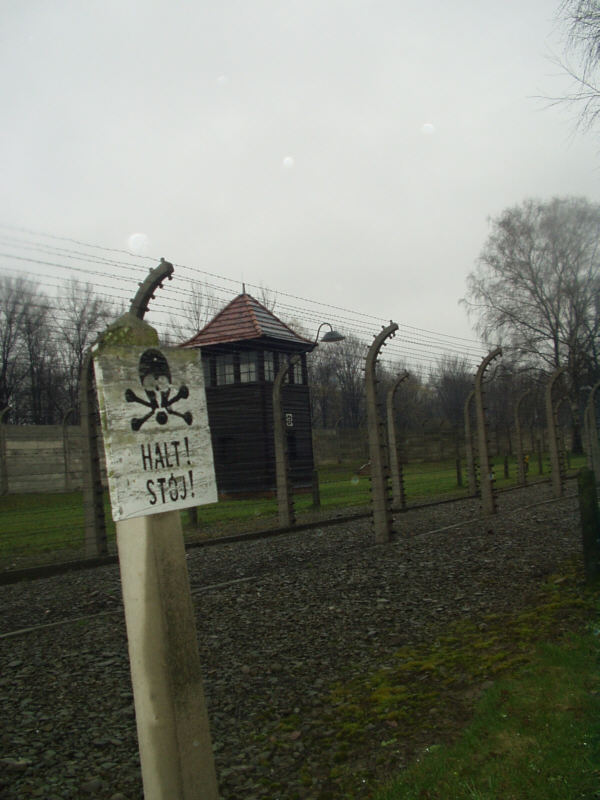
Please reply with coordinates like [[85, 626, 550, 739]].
[[93, 345, 217, 521]]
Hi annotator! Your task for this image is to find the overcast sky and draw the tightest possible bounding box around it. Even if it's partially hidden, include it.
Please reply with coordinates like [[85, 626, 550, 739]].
[[1, 0, 598, 346]]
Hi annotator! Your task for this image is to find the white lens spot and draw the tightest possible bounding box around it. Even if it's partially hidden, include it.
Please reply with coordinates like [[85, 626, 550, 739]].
[[127, 233, 150, 255]]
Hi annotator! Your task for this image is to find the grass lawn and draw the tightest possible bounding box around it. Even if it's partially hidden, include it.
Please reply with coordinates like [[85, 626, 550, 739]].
[[374, 594, 600, 800], [0, 491, 116, 566], [0, 454, 587, 567], [242, 562, 598, 799]]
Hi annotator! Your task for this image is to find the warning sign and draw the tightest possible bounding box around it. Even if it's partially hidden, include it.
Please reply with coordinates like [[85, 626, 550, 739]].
[[93, 345, 217, 521]]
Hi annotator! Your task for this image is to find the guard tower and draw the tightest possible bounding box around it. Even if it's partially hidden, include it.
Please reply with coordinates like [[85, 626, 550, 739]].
[[180, 292, 316, 496]]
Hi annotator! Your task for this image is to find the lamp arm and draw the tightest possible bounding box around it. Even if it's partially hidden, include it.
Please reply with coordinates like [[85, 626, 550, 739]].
[[314, 322, 332, 344]]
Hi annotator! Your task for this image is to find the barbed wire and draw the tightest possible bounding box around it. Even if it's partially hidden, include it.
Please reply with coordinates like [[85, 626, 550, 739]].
[[1, 225, 567, 397], [1, 223, 486, 341], [0, 224, 487, 362]]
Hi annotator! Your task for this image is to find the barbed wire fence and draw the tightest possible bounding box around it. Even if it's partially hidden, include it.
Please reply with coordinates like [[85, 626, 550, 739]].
[[0, 225, 581, 573]]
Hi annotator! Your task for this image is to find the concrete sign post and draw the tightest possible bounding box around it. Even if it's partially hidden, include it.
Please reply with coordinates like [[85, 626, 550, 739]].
[[93, 313, 219, 800]]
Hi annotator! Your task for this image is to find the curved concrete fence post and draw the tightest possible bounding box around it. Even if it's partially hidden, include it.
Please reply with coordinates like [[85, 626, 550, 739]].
[[474, 348, 502, 515], [365, 322, 399, 543], [514, 390, 531, 486], [80, 351, 107, 557], [273, 354, 300, 528], [578, 467, 600, 583], [584, 402, 593, 469], [463, 389, 477, 496], [386, 370, 409, 510], [556, 396, 572, 472], [80, 259, 174, 558], [0, 406, 9, 496], [585, 381, 600, 479], [62, 407, 75, 493], [545, 367, 567, 498]]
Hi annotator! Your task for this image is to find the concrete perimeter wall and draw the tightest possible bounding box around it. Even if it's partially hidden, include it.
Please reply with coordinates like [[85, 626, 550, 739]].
[[0, 425, 107, 495], [312, 428, 467, 465], [0, 423, 548, 495]]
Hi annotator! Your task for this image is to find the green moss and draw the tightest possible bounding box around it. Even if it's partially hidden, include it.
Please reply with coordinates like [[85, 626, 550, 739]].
[[376, 623, 600, 800], [96, 312, 159, 350], [257, 561, 595, 799]]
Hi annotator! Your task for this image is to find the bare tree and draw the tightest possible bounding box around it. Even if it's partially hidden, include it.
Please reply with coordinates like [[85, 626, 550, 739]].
[[0, 277, 66, 423], [257, 283, 277, 312], [463, 196, 600, 452], [331, 335, 368, 429], [308, 334, 367, 429], [430, 356, 473, 452], [484, 362, 520, 455], [463, 197, 600, 382], [383, 366, 429, 435], [308, 345, 340, 428], [20, 285, 64, 423], [554, 0, 600, 130], [56, 279, 115, 413], [0, 276, 30, 417], [168, 281, 218, 343]]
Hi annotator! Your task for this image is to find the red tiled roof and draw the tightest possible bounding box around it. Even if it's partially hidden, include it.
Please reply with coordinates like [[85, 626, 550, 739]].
[[179, 293, 314, 349]]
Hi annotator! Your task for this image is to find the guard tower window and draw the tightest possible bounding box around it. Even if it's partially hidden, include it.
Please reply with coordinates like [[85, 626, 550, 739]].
[[216, 353, 235, 385], [264, 351, 275, 382], [285, 356, 303, 385], [240, 351, 258, 383], [292, 358, 303, 385]]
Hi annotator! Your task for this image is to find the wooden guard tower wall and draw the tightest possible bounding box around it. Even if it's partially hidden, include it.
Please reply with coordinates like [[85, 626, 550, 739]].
[[180, 293, 315, 497]]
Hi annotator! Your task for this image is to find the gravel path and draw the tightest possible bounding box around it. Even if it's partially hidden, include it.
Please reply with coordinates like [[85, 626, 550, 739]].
[[0, 482, 584, 799]]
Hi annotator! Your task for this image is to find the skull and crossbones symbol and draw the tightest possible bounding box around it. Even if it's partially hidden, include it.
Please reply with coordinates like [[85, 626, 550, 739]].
[[125, 349, 193, 431]]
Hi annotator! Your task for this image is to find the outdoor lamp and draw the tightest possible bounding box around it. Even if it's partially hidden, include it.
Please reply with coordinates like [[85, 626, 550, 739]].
[[314, 322, 345, 344]]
